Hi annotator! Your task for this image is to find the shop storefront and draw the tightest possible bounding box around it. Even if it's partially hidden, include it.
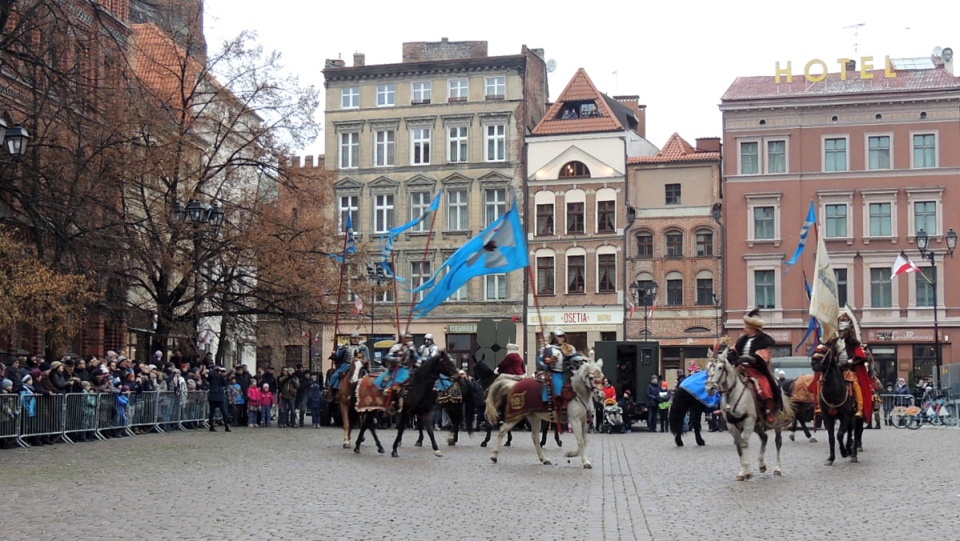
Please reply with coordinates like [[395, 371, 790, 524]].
[[526, 307, 623, 361]]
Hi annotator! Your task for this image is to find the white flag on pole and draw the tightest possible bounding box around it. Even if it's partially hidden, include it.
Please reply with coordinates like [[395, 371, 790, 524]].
[[808, 233, 839, 341]]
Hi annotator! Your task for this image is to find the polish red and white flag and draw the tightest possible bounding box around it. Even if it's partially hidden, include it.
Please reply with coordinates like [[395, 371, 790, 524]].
[[890, 252, 921, 279]]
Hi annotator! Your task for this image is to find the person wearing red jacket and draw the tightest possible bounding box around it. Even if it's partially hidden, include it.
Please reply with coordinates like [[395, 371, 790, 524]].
[[496, 343, 525, 376]]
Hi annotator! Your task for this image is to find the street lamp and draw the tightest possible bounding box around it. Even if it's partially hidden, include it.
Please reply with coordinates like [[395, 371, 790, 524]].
[[0, 117, 29, 157], [916, 227, 958, 390], [629, 280, 659, 339]]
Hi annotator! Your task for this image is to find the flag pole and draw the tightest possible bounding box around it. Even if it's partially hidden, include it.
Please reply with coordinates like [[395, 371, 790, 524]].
[[392, 250, 401, 338], [332, 220, 352, 355], [527, 265, 548, 352], [404, 204, 442, 334]]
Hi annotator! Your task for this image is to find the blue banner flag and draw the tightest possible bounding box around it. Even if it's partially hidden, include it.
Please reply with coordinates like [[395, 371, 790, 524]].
[[783, 200, 816, 272], [795, 275, 822, 354], [412, 202, 528, 317], [329, 211, 356, 264], [379, 191, 442, 282]]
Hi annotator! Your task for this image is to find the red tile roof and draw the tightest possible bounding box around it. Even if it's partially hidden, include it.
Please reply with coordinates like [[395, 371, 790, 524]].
[[722, 67, 960, 102], [628, 133, 720, 164], [132, 23, 204, 106], [532, 68, 625, 135]]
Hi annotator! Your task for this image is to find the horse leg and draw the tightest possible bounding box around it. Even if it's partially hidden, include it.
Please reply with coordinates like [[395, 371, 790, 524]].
[[756, 427, 768, 474], [340, 402, 352, 449], [367, 414, 385, 454], [490, 418, 520, 464], [565, 407, 591, 469], [773, 428, 783, 476], [415, 415, 424, 447], [481, 424, 492, 447], [692, 405, 705, 446], [728, 424, 750, 481], [530, 415, 551, 465], [788, 418, 796, 441], [505, 428, 512, 447], [539, 420, 548, 447], [391, 412, 408, 458], [422, 412, 443, 457], [353, 414, 367, 454], [850, 417, 862, 463], [823, 416, 836, 465]]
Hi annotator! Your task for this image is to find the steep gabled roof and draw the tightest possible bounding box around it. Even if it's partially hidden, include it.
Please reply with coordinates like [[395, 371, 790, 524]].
[[628, 133, 720, 164], [131, 23, 204, 106], [532, 68, 627, 135]]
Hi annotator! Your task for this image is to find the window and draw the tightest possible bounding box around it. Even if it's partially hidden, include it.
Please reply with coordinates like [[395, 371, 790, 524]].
[[411, 81, 431, 104], [536, 204, 554, 236], [767, 140, 786, 173], [913, 345, 939, 384], [448, 78, 468, 101], [410, 192, 432, 232], [485, 124, 506, 162], [870, 268, 892, 308], [740, 141, 759, 175], [695, 230, 713, 257], [373, 194, 395, 233], [451, 282, 468, 301], [567, 255, 585, 293], [824, 137, 847, 172], [913, 134, 936, 168], [665, 184, 681, 205], [446, 189, 468, 231], [559, 161, 590, 178], [917, 266, 935, 307], [914, 201, 937, 237], [376, 285, 394, 303], [411, 128, 431, 165], [485, 76, 505, 98], [566, 202, 584, 234], [597, 200, 615, 233], [537, 256, 555, 295], [868, 135, 891, 170], [485, 274, 506, 300], [376, 84, 395, 107], [666, 231, 683, 258], [666, 276, 683, 306], [448, 126, 468, 163], [825, 204, 848, 238], [411, 261, 431, 302], [374, 130, 395, 167], [696, 277, 714, 306], [484, 188, 506, 226], [754, 206, 775, 240], [835, 268, 848, 307], [339, 132, 359, 169], [598, 254, 616, 292], [637, 233, 653, 258], [338, 195, 358, 233], [869, 203, 892, 237], [754, 270, 775, 309], [341, 87, 359, 109]]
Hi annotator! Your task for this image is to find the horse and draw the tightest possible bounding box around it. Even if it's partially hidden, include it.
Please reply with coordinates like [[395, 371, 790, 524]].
[[415, 375, 474, 447], [333, 357, 370, 449], [811, 348, 862, 465], [484, 358, 605, 468], [352, 350, 459, 457], [668, 369, 718, 447], [472, 360, 563, 449], [781, 374, 817, 443], [705, 346, 795, 481]]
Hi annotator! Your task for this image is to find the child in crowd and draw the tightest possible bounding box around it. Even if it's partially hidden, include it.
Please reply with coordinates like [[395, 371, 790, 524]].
[[259, 383, 274, 427], [246, 381, 261, 428], [308, 377, 324, 428]]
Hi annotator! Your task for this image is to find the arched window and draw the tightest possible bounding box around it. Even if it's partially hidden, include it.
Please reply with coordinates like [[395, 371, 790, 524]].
[[666, 230, 684, 258], [666, 271, 683, 306], [695, 270, 714, 306], [695, 229, 714, 257], [636, 230, 653, 259], [559, 161, 591, 178]]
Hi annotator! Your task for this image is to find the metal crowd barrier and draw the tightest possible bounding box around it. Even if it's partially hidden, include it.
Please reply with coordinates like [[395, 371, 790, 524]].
[[64, 392, 102, 443], [156, 391, 181, 431], [129, 392, 161, 434], [179, 391, 210, 430], [18, 394, 66, 447], [0, 393, 21, 444]]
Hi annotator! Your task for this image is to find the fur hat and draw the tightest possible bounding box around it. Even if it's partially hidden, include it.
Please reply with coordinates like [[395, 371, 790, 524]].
[[50, 361, 62, 371], [743, 308, 764, 330], [506, 343, 520, 352]]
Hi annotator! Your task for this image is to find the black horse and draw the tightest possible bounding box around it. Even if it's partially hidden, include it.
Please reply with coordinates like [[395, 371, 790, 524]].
[[781, 377, 817, 443], [811, 352, 862, 465], [472, 360, 563, 449], [352, 350, 460, 457], [668, 386, 707, 447], [415, 375, 475, 446]]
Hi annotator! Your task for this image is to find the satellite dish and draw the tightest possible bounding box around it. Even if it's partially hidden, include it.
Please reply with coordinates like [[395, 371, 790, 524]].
[[546, 59, 557, 73], [933, 46, 943, 57]]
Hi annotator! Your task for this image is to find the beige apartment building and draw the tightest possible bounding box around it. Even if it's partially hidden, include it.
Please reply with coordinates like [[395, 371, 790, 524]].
[[525, 69, 658, 361], [626, 134, 722, 378], [721, 52, 960, 385], [322, 39, 548, 369]]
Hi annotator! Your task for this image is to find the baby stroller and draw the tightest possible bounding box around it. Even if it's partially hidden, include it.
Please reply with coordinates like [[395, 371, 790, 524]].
[[601, 399, 625, 434]]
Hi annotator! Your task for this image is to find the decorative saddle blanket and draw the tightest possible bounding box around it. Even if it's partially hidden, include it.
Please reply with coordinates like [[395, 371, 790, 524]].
[[504, 378, 548, 422], [355, 376, 389, 413], [788, 373, 816, 404], [679, 370, 720, 409], [436, 375, 461, 404]]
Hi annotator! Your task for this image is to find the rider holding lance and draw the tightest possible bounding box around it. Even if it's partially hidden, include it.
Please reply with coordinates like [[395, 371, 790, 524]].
[[811, 309, 874, 419], [727, 308, 782, 424]]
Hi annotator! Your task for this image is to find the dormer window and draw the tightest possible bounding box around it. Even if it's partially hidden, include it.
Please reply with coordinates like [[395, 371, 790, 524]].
[[559, 161, 590, 178], [558, 100, 602, 120]]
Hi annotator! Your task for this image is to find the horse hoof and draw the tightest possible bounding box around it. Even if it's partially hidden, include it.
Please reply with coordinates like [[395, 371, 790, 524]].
[[850, 456, 858, 463], [377, 447, 385, 454], [353, 447, 360, 454], [736, 475, 746, 481], [696, 438, 705, 447], [447, 439, 455, 446], [557, 441, 562, 447], [745, 473, 753, 480], [774, 470, 782, 477], [542, 459, 552, 465], [504, 442, 511, 447], [434, 450, 443, 457], [759, 465, 767, 473], [391, 451, 399, 458], [342, 442, 350, 449], [480, 441, 487, 447], [858, 446, 864, 453], [490, 456, 498, 463], [809, 437, 817, 443], [824, 460, 833, 466], [789, 434, 795, 441], [414, 442, 423, 447], [675, 438, 684, 447], [583, 463, 593, 469]]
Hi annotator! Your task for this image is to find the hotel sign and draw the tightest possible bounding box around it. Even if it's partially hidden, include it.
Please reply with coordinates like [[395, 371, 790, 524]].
[[775, 56, 897, 84]]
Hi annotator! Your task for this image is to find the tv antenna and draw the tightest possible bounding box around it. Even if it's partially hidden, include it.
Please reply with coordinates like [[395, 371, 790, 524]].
[[843, 23, 865, 54]]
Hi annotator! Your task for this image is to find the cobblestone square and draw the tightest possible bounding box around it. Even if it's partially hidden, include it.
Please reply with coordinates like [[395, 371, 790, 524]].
[[1, 424, 958, 540]]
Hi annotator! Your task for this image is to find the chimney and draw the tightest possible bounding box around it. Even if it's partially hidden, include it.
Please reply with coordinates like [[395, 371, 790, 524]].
[[696, 137, 721, 152], [943, 47, 955, 76], [845, 59, 856, 72], [325, 59, 346, 69], [353, 53, 365, 67]]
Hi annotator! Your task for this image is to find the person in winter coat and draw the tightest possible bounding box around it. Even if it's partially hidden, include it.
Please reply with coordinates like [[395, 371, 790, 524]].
[[496, 343, 526, 375], [646, 375, 661, 433], [206, 366, 231, 432], [246, 382, 262, 427], [277, 368, 299, 428], [259, 383, 275, 427], [307, 377, 324, 428]]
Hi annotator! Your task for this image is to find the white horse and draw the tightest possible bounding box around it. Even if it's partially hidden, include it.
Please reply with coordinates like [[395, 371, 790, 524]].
[[484, 359, 605, 468], [705, 340, 795, 481]]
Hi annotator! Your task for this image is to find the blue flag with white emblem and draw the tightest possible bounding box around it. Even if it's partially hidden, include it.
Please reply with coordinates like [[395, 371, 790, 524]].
[[783, 200, 816, 272], [379, 191, 442, 282], [329, 212, 356, 264], [412, 201, 528, 317]]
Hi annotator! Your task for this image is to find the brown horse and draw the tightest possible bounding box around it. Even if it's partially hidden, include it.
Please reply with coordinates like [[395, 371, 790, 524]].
[[782, 373, 818, 443], [335, 357, 370, 449]]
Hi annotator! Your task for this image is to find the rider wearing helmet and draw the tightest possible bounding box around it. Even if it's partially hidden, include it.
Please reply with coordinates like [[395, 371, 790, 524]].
[[811, 309, 874, 419], [539, 328, 578, 419], [329, 331, 369, 390]]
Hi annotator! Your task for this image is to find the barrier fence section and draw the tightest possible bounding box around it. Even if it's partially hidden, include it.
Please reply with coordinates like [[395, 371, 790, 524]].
[[129, 392, 161, 433], [19, 394, 66, 445], [64, 392, 101, 443], [179, 391, 209, 430], [0, 393, 21, 443]]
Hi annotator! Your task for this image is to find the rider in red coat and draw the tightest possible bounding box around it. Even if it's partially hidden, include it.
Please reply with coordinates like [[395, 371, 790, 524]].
[[811, 310, 874, 419], [496, 343, 526, 376]]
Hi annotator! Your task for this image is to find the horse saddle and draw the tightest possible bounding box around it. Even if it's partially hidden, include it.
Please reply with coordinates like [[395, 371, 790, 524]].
[[436, 381, 462, 404]]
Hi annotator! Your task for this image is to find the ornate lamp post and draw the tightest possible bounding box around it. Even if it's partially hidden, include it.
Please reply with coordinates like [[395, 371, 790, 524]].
[[916, 227, 958, 390], [172, 199, 225, 358]]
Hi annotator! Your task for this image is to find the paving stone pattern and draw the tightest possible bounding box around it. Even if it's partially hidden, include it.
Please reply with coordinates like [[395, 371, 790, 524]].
[[1, 425, 958, 540]]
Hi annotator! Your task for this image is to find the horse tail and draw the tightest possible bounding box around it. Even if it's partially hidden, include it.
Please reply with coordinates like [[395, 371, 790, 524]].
[[774, 395, 796, 428], [485, 377, 511, 426], [669, 387, 694, 437]]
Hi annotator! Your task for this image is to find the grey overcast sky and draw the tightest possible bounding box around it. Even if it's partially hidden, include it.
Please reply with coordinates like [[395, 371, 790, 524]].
[[204, 0, 958, 156]]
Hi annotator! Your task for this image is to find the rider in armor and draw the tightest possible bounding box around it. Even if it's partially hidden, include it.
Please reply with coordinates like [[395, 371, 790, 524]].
[[419, 334, 440, 364], [538, 328, 578, 418], [727, 308, 782, 424], [811, 309, 874, 419], [328, 331, 369, 390], [376, 332, 419, 409]]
